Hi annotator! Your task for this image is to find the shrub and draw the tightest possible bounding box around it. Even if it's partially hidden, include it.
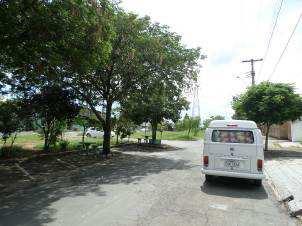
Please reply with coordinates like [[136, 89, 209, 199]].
[[58, 140, 69, 152]]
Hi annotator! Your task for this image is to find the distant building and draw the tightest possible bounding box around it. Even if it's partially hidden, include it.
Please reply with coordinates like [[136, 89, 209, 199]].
[[267, 120, 302, 142]]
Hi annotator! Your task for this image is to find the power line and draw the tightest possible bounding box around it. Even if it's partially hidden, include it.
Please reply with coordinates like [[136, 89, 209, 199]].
[[268, 12, 302, 80], [235, 71, 251, 77], [258, 0, 285, 78]]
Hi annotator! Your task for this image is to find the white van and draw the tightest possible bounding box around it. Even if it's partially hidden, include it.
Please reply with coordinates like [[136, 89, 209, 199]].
[[201, 120, 264, 186]]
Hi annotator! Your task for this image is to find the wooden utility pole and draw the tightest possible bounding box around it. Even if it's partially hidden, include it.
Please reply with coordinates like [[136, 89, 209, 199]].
[[241, 58, 263, 85]]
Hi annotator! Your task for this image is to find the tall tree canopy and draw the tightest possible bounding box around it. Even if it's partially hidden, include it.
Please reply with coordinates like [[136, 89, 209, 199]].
[[232, 82, 302, 150], [121, 23, 202, 141], [0, 0, 202, 154]]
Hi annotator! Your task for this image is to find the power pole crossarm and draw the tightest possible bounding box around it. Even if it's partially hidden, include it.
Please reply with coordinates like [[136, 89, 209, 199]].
[[241, 58, 263, 85]]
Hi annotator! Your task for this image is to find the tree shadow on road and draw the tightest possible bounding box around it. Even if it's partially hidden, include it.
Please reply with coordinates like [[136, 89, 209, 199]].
[[265, 149, 302, 159], [0, 152, 191, 226], [200, 177, 268, 200], [114, 143, 183, 153]]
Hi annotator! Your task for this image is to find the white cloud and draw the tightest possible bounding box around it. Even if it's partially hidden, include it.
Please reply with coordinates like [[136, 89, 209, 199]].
[[121, 0, 302, 120]]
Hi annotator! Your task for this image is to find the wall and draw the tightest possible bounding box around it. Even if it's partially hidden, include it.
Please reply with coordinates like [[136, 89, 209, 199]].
[[269, 121, 291, 140], [291, 120, 302, 142]]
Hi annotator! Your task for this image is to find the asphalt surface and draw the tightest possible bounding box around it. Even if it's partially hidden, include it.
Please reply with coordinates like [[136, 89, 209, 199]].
[[0, 140, 299, 226]]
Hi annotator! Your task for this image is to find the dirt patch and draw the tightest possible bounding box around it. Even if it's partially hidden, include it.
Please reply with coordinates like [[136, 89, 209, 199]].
[[22, 142, 36, 150]]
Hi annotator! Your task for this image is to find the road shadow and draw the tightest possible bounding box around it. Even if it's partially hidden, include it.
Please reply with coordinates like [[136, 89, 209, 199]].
[[115, 143, 183, 153], [0, 152, 191, 226], [200, 176, 268, 200], [265, 149, 302, 159]]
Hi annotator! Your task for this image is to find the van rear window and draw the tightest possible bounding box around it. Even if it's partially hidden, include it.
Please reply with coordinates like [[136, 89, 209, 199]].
[[211, 130, 254, 144]]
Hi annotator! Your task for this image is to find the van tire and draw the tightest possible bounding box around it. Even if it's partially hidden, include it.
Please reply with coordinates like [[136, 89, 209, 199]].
[[205, 175, 213, 182], [254, 179, 262, 187], [86, 133, 91, 137]]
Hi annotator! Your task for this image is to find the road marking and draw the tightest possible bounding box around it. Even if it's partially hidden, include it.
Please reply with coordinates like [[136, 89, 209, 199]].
[[209, 203, 228, 211], [14, 163, 35, 180]]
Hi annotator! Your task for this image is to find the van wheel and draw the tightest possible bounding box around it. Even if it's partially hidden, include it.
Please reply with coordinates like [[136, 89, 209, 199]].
[[254, 179, 262, 187], [205, 175, 213, 182], [86, 133, 91, 137]]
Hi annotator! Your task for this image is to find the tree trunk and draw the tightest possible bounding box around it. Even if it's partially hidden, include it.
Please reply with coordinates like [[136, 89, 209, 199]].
[[8, 133, 18, 157], [10, 133, 17, 148], [151, 121, 157, 142], [103, 101, 112, 156], [265, 123, 270, 151], [116, 133, 119, 144], [187, 127, 191, 136], [44, 136, 50, 151], [43, 128, 49, 151], [82, 125, 86, 149]]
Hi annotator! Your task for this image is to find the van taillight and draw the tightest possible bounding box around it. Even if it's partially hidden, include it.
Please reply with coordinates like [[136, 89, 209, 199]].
[[257, 159, 263, 171], [203, 156, 209, 167]]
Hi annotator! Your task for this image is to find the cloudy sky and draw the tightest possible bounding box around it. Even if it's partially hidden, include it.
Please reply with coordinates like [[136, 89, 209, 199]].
[[121, 0, 302, 120]]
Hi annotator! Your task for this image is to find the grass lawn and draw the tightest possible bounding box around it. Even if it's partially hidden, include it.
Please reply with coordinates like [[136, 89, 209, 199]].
[[0, 132, 105, 158], [132, 130, 204, 141], [1, 130, 203, 159]]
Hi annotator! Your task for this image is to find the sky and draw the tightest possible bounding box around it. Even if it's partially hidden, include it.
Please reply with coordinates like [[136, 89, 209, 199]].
[[120, 0, 302, 120]]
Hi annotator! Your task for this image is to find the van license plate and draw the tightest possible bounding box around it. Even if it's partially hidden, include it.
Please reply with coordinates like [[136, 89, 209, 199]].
[[225, 159, 240, 168]]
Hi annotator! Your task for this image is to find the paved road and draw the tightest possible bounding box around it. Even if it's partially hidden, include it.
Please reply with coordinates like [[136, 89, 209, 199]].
[[0, 141, 299, 226]]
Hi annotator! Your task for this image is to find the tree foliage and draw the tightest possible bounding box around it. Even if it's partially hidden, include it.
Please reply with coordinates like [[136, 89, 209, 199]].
[[0, 0, 203, 153], [202, 115, 225, 129], [75, 108, 99, 147], [113, 112, 136, 144], [25, 86, 80, 151], [121, 22, 202, 141], [0, 100, 24, 144], [232, 82, 302, 150], [175, 115, 201, 136]]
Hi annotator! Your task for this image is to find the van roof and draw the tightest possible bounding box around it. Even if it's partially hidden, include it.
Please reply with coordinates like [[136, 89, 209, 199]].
[[208, 120, 257, 129]]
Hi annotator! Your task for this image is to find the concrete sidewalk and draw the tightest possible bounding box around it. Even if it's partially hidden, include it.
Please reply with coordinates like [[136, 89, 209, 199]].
[[265, 157, 302, 217], [268, 137, 302, 150]]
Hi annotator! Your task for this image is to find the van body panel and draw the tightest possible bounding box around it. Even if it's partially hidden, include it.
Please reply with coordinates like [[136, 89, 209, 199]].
[[202, 120, 264, 180], [201, 169, 264, 179]]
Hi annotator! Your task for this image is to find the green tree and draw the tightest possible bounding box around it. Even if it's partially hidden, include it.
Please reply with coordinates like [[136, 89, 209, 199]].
[[121, 22, 202, 141], [0, 1, 202, 154], [75, 109, 99, 148], [179, 115, 201, 136], [0, 0, 115, 154], [113, 113, 136, 144], [202, 115, 225, 129], [232, 82, 302, 151], [0, 100, 22, 145], [25, 86, 80, 151]]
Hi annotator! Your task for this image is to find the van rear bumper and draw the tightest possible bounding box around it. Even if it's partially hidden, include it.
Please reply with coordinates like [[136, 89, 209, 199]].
[[201, 168, 265, 180]]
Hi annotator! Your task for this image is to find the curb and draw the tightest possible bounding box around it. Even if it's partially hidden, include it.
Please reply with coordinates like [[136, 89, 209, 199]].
[[288, 200, 302, 217], [265, 169, 302, 217]]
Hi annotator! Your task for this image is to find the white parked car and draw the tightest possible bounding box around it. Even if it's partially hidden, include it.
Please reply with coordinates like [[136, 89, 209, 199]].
[[201, 120, 264, 186], [85, 127, 115, 138]]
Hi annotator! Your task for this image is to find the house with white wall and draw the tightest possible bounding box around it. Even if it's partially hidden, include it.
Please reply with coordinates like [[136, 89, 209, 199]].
[[269, 120, 302, 142]]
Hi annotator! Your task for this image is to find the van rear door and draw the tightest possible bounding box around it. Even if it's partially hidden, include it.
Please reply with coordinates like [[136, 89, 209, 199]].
[[209, 129, 256, 173]]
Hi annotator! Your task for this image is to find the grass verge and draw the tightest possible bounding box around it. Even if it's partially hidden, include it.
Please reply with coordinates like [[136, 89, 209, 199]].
[[132, 130, 204, 141]]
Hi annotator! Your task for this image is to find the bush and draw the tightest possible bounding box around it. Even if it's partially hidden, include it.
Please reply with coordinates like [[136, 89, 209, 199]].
[[0, 146, 32, 158], [58, 140, 69, 151]]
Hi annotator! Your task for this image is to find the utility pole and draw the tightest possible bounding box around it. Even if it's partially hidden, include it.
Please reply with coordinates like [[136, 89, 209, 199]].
[[241, 58, 263, 85]]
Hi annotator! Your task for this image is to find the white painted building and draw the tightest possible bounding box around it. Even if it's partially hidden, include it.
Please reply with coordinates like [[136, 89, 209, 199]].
[[269, 120, 302, 142], [291, 120, 302, 142]]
